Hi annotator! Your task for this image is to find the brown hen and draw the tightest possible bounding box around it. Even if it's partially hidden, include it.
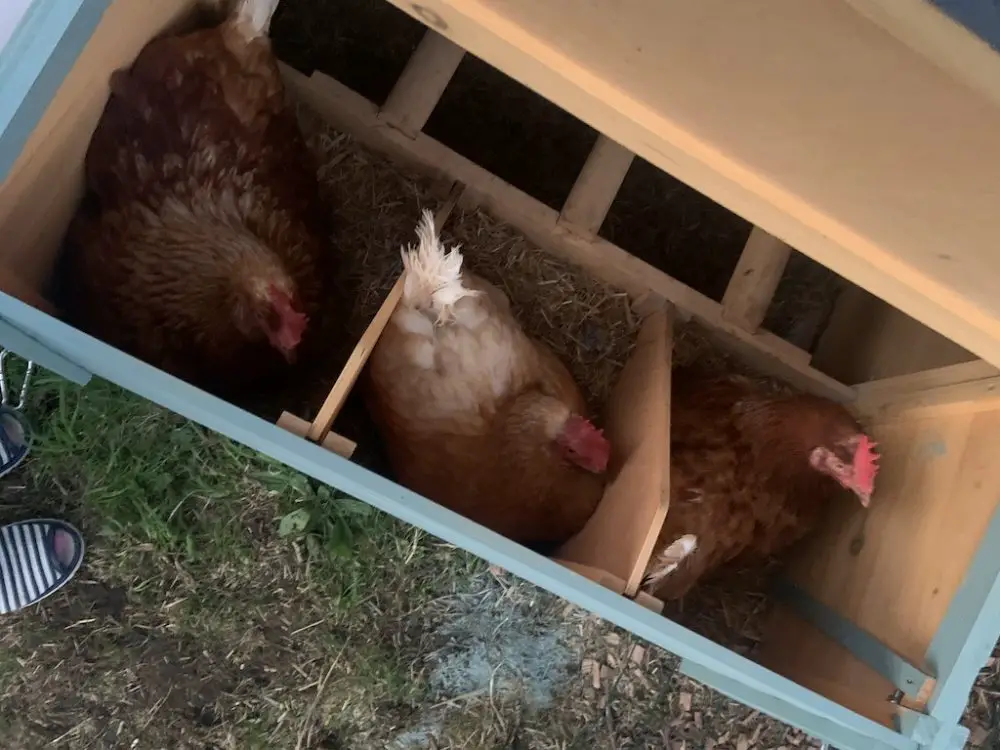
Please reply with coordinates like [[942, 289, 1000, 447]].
[[642, 369, 879, 599], [62, 0, 334, 398], [365, 211, 611, 551]]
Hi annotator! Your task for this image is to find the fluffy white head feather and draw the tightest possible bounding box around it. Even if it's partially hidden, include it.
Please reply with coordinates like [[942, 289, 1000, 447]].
[[401, 210, 479, 323], [231, 0, 279, 38]]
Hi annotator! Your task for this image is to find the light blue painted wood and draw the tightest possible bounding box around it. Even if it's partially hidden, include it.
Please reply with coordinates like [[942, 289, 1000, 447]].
[[0, 296, 914, 750], [775, 580, 933, 696], [0, 0, 110, 181], [897, 710, 969, 750], [0, 312, 91, 385], [680, 660, 912, 750], [924, 501, 1000, 727]]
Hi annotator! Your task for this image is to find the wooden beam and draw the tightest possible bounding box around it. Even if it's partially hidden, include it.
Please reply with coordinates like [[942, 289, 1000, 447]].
[[558, 135, 634, 235], [283, 65, 854, 402], [378, 29, 465, 138], [721, 227, 792, 332]]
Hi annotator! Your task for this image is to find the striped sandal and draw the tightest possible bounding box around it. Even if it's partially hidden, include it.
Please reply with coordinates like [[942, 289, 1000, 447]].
[[0, 520, 84, 615]]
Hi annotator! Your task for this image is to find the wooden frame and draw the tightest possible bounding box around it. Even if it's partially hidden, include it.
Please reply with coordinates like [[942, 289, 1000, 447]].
[[384, 0, 1000, 375], [281, 65, 854, 402], [3, 1, 1000, 748]]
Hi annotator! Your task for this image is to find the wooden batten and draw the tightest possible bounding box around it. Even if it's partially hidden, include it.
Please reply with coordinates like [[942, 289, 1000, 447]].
[[378, 29, 465, 137], [557, 303, 673, 596], [558, 135, 634, 235], [276, 411, 357, 459], [282, 65, 855, 403], [721, 227, 791, 332]]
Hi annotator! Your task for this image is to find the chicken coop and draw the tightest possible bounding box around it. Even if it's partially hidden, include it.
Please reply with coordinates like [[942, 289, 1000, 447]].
[[2, 0, 1000, 747]]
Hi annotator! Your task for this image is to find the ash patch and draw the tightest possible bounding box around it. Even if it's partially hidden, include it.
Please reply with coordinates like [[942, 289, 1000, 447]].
[[425, 574, 576, 710]]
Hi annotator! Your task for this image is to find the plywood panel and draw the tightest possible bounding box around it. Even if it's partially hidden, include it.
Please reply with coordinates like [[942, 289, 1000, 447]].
[[789, 404, 1000, 665], [558, 305, 672, 595], [814, 286, 974, 384], [386, 0, 1000, 370]]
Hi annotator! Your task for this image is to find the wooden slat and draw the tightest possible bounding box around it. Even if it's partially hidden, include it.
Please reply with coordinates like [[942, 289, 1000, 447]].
[[558, 304, 672, 595], [283, 65, 854, 402], [856, 359, 999, 400], [276, 411, 357, 459], [558, 135, 634, 235], [307, 275, 405, 442], [721, 227, 792, 332], [378, 29, 465, 137]]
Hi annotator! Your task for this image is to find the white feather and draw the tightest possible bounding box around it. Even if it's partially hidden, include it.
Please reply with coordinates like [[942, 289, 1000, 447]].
[[400, 209, 479, 325], [231, 0, 279, 38]]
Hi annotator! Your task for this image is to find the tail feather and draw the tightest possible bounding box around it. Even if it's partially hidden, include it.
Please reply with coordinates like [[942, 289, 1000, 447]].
[[401, 210, 478, 323], [229, 0, 278, 38]]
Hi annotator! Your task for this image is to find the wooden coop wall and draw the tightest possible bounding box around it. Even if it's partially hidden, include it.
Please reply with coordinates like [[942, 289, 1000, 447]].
[[2, 1, 1000, 747]]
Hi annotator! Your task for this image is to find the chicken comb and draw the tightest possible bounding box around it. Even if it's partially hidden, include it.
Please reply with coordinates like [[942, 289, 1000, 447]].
[[853, 434, 880, 494]]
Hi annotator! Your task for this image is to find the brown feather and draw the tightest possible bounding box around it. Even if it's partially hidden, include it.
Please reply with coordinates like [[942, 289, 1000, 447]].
[[649, 369, 867, 600], [62, 10, 336, 398]]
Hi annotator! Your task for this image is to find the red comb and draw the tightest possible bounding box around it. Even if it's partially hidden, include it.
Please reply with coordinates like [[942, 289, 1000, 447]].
[[853, 434, 880, 494]]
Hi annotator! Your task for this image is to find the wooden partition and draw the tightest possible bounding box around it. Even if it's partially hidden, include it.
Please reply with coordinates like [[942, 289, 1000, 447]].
[[786, 364, 1000, 669]]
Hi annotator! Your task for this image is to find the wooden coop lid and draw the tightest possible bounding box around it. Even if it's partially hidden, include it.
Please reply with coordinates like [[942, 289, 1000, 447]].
[[385, 0, 1000, 369]]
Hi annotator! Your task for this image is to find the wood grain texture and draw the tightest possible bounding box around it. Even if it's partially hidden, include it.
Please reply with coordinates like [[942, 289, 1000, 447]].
[[557, 305, 672, 593]]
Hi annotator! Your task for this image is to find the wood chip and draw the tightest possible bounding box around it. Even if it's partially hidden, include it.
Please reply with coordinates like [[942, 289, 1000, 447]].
[[604, 633, 621, 646], [694, 711, 703, 729], [630, 645, 646, 665], [970, 724, 990, 747], [704, 740, 715, 750], [737, 735, 750, 750], [679, 692, 692, 712], [607, 653, 619, 668]]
